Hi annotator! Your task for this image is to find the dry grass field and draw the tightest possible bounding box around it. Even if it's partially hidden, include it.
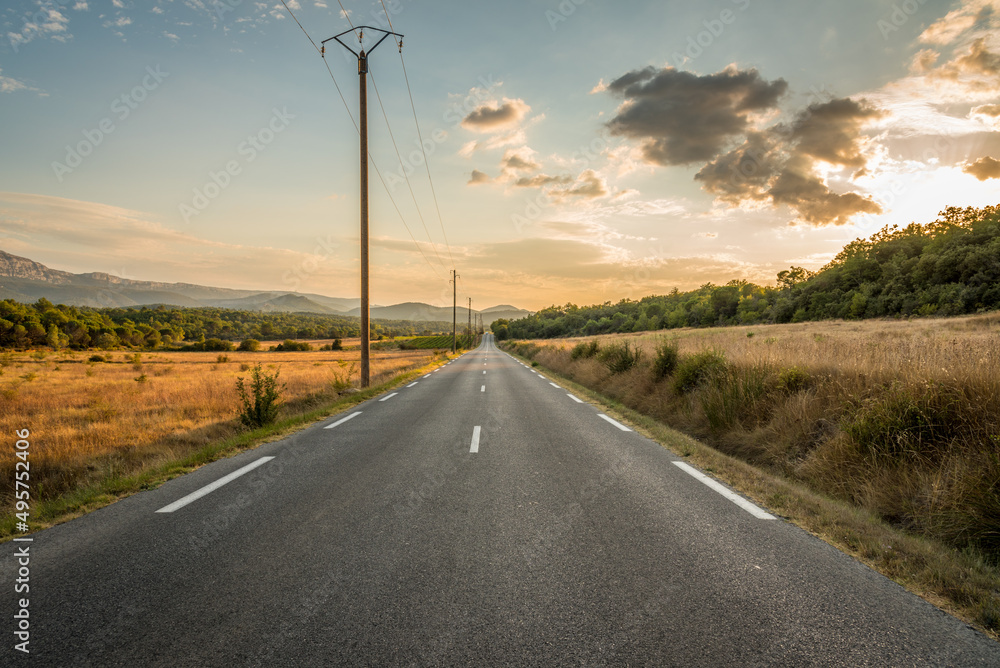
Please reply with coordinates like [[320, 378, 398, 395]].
[[0, 340, 441, 524]]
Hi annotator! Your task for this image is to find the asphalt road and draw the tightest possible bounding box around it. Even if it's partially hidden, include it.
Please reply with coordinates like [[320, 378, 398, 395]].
[[4, 333, 999, 666]]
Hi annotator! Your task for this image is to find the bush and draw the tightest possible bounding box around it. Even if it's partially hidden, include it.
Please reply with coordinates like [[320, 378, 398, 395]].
[[217, 354, 230, 363], [598, 341, 642, 374], [841, 382, 965, 461], [673, 349, 726, 394], [235, 363, 284, 429], [777, 366, 812, 394], [238, 339, 261, 352], [652, 338, 679, 379], [88, 354, 105, 363], [570, 340, 600, 360], [275, 339, 311, 352], [331, 338, 343, 351], [202, 338, 234, 352]]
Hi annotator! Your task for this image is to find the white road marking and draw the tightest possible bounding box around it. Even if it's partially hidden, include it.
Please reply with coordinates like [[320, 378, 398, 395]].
[[470, 426, 481, 453], [567, 394, 584, 403], [481, 385, 485, 392], [423, 374, 431, 379], [598, 414, 631, 431], [672, 461, 776, 520], [379, 393, 399, 402], [549, 382, 560, 388], [483, 370, 486, 374], [407, 382, 418, 388], [156, 457, 275, 513], [324, 411, 362, 430]]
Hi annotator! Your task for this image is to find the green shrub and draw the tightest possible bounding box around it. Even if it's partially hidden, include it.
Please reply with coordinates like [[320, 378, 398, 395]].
[[571, 340, 601, 360], [235, 363, 284, 429], [841, 382, 965, 461], [699, 364, 772, 432], [777, 366, 812, 394], [202, 338, 234, 352], [652, 338, 679, 379], [275, 339, 310, 352], [88, 354, 105, 363], [238, 339, 261, 352], [598, 341, 642, 374], [673, 349, 726, 394], [217, 354, 230, 363]]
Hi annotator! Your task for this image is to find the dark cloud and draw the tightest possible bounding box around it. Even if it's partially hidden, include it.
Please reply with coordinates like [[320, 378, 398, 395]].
[[787, 98, 884, 168], [468, 169, 491, 185], [605, 66, 787, 165], [768, 158, 881, 226], [695, 98, 884, 226], [964, 155, 1000, 180], [461, 98, 530, 131]]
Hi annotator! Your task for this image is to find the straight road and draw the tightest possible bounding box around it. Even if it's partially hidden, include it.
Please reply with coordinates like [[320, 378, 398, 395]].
[[4, 333, 999, 666]]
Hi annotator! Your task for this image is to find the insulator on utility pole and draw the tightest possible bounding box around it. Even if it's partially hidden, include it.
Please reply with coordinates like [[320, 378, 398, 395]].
[[322, 25, 403, 388]]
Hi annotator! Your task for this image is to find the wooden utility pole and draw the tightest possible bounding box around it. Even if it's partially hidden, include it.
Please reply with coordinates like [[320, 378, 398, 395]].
[[323, 26, 402, 387], [451, 269, 458, 353], [467, 297, 472, 349]]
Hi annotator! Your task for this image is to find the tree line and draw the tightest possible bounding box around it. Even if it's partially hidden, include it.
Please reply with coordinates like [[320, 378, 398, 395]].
[[492, 205, 1000, 340], [0, 302, 451, 351]]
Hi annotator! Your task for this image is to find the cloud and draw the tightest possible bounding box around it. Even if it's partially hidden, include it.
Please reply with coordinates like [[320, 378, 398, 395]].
[[605, 65, 788, 166], [461, 98, 531, 131], [964, 155, 1000, 179], [500, 147, 540, 172], [695, 97, 885, 226], [514, 174, 572, 188], [548, 170, 609, 200], [918, 3, 985, 45], [6, 6, 71, 49], [468, 169, 492, 185], [972, 103, 1000, 116], [0, 192, 351, 290]]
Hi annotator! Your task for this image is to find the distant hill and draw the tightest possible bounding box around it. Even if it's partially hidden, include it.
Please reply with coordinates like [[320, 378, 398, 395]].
[[0, 250, 530, 323], [346, 302, 531, 326]]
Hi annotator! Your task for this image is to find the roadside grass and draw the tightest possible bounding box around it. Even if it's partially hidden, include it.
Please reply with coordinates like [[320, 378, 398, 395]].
[[501, 335, 1000, 640], [0, 348, 453, 539]]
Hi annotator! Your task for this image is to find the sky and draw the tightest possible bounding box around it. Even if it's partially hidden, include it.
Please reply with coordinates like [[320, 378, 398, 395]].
[[1, 0, 999, 311]]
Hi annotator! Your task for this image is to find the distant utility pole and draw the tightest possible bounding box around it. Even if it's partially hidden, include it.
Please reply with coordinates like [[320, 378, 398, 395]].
[[322, 25, 402, 388], [467, 297, 472, 348], [451, 269, 458, 353]]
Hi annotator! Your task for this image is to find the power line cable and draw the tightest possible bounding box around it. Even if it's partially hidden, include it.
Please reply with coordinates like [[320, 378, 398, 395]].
[[277, 0, 442, 276], [369, 68, 447, 270]]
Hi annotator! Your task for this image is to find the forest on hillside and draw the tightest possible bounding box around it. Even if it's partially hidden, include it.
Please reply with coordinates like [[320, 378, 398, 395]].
[[0, 302, 450, 350], [492, 205, 1000, 340]]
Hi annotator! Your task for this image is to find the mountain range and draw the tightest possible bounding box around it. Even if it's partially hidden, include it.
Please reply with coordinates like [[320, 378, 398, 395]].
[[0, 250, 530, 325]]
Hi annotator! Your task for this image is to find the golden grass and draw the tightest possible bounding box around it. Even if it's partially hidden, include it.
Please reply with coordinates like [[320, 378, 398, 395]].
[[0, 345, 439, 511]]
